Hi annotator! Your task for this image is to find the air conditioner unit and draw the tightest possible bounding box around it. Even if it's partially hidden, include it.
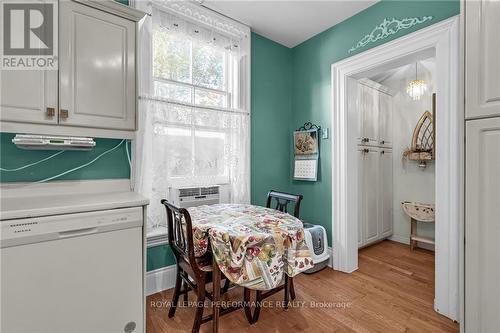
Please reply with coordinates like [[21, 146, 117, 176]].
[[168, 186, 220, 208]]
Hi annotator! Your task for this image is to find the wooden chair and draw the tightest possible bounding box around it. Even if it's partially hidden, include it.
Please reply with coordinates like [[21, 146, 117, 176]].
[[161, 200, 250, 333], [250, 190, 303, 323]]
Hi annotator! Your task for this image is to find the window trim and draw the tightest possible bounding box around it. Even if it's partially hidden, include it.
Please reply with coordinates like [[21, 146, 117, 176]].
[[153, 76, 231, 108]]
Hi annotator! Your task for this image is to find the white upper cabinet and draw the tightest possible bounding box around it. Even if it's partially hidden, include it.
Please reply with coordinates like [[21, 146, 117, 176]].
[[358, 81, 393, 148], [1, 70, 58, 124], [378, 92, 393, 147], [59, 1, 136, 130], [0, 0, 144, 138], [465, 0, 500, 119], [358, 83, 379, 146]]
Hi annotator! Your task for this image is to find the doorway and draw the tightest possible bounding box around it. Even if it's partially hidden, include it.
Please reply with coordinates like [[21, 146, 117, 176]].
[[331, 17, 461, 321]]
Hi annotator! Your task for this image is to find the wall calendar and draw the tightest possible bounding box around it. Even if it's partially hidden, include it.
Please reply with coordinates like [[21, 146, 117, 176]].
[[293, 124, 320, 181]]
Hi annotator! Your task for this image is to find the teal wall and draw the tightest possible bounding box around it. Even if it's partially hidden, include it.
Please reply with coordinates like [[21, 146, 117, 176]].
[[147, 244, 176, 271], [289, 0, 460, 243], [251, 33, 293, 206], [0, 133, 130, 182]]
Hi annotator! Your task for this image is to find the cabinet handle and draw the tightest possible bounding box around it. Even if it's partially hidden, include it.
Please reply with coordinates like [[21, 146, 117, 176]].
[[60, 109, 68, 119], [363, 148, 369, 153], [380, 140, 385, 144], [381, 150, 385, 154], [46, 107, 55, 118]]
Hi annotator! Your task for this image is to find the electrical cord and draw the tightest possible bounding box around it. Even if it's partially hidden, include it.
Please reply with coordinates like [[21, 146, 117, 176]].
[[0, 150, 65, 172], [126, 140, 131, 168], [34, 139, 126, 184]]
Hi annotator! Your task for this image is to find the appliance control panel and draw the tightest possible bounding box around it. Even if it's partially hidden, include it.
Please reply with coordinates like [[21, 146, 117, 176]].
[[1, 207, 143, 248]]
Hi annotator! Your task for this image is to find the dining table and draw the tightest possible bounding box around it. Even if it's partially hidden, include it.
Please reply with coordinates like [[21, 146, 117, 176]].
[[186, 203, 314, 333]]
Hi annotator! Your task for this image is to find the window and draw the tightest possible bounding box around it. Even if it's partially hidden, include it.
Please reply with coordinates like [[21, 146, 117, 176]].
[[135, 3, 250, 244], [153, 28, 236, 109], [150, 24, 242, 185]]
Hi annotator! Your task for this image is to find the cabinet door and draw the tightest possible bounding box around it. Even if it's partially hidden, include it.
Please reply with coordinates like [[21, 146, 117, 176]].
[[378, 92, 393, 147], [465, 0, 500, 119], [358, 84, 379, 146], [465, 117, 500, 332], [1, 70, 57, 124], [363, 148, 380, 244], [59, 1, 136, 130], [358, 150, 365, 247], [379, 149, 393, 237]]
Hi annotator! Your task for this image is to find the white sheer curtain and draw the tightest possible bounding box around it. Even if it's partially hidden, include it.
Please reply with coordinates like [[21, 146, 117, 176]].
[[152, 6, 247, 57], [133, 1, 250, 240]]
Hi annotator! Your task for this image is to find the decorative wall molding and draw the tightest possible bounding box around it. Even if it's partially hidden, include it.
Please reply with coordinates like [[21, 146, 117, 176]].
[[348, 16, 434, 54], [154, 0, 250, 40]]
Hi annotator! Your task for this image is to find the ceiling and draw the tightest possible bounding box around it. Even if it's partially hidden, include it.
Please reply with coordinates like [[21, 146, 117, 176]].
[[201, 1, 378, 48], [370, 58, 436, 84]]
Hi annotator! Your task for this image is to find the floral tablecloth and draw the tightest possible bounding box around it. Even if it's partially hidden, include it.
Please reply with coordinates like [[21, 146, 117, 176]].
[[187, 204, 314, 290]]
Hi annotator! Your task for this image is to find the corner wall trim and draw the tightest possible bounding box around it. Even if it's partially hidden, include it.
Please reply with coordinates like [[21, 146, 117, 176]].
[[328, 246, 333, 268], [146, 265, 177, 296]]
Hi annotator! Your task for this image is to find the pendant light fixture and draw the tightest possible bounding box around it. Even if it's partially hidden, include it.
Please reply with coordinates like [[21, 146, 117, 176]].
[[406, 62, 427, 101]]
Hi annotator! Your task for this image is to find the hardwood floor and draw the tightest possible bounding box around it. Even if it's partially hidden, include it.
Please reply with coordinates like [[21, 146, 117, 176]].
[[146, 240, 458, 332]]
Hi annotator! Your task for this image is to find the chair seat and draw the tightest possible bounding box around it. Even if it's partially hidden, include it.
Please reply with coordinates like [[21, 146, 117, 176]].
[[196, 256, 214, 272]]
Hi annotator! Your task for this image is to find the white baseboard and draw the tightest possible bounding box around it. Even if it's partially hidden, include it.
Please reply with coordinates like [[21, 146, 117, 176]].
[[389, 234, 410, 244], [389, 234, 435, 252], [146, 265, 177, 296]]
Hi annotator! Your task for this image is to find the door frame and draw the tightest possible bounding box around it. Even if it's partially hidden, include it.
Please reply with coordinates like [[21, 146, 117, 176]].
[[331, 16, 461, 321]]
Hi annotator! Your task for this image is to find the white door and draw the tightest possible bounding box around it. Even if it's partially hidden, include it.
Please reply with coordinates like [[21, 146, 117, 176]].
[[378, 92, 393, 147], [362, 148, 380, 245], [465, 117, 500, 333], [358, 84, 379, 146], [379, 149, 393, 238], [0, 70, 58, 124], [59, 1, 136, 130], [465, 0, 500, 119]]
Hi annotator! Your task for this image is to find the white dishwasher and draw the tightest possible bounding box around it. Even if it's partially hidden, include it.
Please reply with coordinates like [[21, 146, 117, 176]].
[[1, 207, 144, 333]]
